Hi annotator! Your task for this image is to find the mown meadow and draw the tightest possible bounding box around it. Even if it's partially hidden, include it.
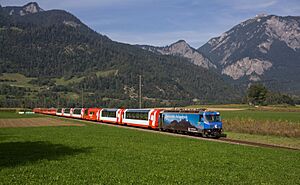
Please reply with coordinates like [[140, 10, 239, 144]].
[[0, 121, 299, 184], [0, 110, 42, 119]]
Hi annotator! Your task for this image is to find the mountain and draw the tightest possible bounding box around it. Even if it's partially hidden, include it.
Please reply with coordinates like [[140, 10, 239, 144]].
[[3, 2, 44, 16], [0, 2, 240, 108], [138, 40, 216, 69], [199, 14, 300, 94]]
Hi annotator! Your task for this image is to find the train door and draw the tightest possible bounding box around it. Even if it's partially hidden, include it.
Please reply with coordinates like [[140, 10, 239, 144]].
[[199, 113, 206, 131], [96, 110, 100, 121], [70, 108, 74, 117], [149, 109, 160, 129], [158, 113, 164, 130], [116, 109, 124, 124], [81, 108, 85, 119], [83, 108, 89, 120]]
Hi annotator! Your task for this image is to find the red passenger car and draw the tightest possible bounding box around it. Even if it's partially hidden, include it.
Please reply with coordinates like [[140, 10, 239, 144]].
[[33, 108, 56, 115], [99, 109, 125, 124], [83, 108, 101, 121], [62, 108, 73, 117], [122, 109, 161, 128], [56, 108, 63, 116], [71, 108, 85, 119]]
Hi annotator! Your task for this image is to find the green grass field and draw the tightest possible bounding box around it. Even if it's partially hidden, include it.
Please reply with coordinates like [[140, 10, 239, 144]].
[[187, 104, 300, 110], [54, 69, 118, 86], [220, 110, 300, 123], [227, 132, 300, 149], [0, 111, 42, 119], [0, 73, 37, 89], [55, 76, 85, 86], [186, 104, 250, 109], [0, 122, 299, 184]]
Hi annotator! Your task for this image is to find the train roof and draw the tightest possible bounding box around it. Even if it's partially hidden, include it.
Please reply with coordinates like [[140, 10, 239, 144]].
[[161, 108, 206, 113], [162, 108, 220, 115], [102, 108, 118, 111], [125, 109, 152, 112]]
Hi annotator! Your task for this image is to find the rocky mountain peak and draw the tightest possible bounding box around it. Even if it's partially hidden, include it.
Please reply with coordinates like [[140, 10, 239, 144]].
[[265, 15, 300, 50], [22, 2, 43, 14], [172, 39, 187, 44], [165, 40, 192, 55], [199, 15, 300, 94], [4, 2, 44, 16], [255, 13, 268, 18], [138, 40, 216, 69]]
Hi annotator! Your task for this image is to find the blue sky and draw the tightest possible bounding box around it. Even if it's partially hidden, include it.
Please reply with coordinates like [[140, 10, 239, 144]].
[[1, 0, 299, 48]]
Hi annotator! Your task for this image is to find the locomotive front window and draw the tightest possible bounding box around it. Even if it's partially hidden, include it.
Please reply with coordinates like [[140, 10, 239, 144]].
[[205, 115, 221, 122]]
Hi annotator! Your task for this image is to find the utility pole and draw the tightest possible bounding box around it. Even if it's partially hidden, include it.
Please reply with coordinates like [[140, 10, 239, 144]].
[[139, 75, 142, 109], [81, 88, 84, 108], [43, 96, 46, 108], [57, 94, 60, 108]]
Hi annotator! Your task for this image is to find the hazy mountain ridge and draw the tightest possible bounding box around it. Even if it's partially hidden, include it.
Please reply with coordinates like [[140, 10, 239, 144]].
[[138, 40, 216, 69]]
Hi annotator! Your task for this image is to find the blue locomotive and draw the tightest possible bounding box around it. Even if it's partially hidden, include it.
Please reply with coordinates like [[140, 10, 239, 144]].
[[160, 110, 226, 138]]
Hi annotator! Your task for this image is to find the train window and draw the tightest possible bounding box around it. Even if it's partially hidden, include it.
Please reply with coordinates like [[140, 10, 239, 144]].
[[125, 112, 131, 119], [84, 109, 89, 116], [57, 108, 62, 113], [141, 112, 148, 120], [126, 111, 148, 120], [64, 108, 70, 113], [89, 112, 94, 116], [73, 109, 81, 114], [126, 112, 131, 119], [102, 110, 116, 118]]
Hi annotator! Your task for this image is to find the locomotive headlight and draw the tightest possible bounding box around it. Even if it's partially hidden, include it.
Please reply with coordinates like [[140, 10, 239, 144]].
[[214, 124, 218, 128]]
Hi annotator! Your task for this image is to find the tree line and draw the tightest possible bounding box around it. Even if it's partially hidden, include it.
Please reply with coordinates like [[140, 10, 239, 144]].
[[246, 84, 297, 106]]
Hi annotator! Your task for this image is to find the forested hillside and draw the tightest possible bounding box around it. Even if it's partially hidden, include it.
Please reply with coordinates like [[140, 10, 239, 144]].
[[0, 3, 240, 108]]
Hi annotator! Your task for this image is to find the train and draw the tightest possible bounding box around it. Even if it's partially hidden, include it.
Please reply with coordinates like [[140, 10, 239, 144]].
[[33, 107, 227, 138]]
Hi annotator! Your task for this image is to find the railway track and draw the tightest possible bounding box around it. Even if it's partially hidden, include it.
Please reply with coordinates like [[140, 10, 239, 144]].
[[154, 130, 299, 151], [218, 138, 299, 151], [141, 128, 299, 151]]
